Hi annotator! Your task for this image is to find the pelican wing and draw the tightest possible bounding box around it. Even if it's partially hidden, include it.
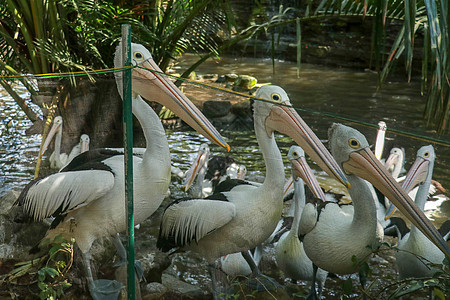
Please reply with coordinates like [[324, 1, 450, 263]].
[[16, 170, 114, 221], [213, 179, 259, 193], [158, 199, 236, 251]]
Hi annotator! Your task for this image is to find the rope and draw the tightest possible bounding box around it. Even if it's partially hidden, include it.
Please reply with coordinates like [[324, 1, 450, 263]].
[[1, 64, 449, 147], [0, 66, 134, 79], [136, 66, 450, 147]]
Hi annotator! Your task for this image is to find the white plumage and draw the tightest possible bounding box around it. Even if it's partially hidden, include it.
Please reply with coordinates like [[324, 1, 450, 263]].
[[395, 145, 446, 279], [157, 85, 350, 283], [300, 123, 450, 278], [275, 146, 328, 297], [16, 42, 228, 298]]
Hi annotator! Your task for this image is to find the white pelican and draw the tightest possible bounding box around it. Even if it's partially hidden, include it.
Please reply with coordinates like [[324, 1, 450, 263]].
[[157, 85, 350, 291], [395, 145, 447, 279], [275, 146, 328, 297], [299, 124, 449, 281], [374, 121, 386, 160], [183, 143, 246, 198], [41, 116, 90, 170], [15, 42, 229, 299], [384, 146, 446, 218]]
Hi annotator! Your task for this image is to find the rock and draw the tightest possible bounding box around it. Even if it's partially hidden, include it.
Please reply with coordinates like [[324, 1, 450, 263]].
[[202, 74, 218, 80], [224, 74, 239, 83], [231, 99, 252, 117], [139, 251, 171, 283], [161, 273, 209, 299], [0, 190, 19, 215], [142, 282, 167, 300], [202, 100, 231, 118], [238, 75, 257, 89]]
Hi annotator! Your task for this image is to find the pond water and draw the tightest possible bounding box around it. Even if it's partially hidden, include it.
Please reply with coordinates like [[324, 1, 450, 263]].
[[0, 56, 448, 298]]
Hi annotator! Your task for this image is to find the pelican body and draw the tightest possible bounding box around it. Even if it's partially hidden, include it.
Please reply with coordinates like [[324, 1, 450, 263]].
[[395, 145, 446, 279], [299, 124, 450, 275], [15, 42, 229, 296], [157, 85, 349, 265], [42, 116, 90, 170], [275, 146, 328, 296]]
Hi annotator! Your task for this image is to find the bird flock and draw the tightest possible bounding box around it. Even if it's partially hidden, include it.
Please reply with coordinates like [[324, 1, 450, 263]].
[[13, 42, 449, 300]]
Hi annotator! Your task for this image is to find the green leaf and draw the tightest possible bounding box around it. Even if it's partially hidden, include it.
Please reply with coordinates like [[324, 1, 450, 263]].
[[342, 277, 353, 295]]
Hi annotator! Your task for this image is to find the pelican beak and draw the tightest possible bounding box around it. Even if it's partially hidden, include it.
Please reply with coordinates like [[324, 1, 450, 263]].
[[374, 121, 386, 160], [283, 176, 294, 198], [342, 147, 450, 258], [384, 156, 429, 219], [80, 137, 90, 153], [290, 155, 327, 201], [265, 104, 350, 189], [133, 59, 230, 151], [183, 149, 208, 191], [41, 121, 61, 155], [236, 165, 246, 180]]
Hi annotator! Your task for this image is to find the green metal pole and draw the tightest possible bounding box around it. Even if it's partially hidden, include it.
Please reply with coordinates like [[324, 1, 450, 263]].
[[121, 24, 135, 300]]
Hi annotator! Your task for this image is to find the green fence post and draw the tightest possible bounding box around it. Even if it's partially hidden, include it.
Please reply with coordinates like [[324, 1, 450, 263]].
[[121, 24, 135, 300]]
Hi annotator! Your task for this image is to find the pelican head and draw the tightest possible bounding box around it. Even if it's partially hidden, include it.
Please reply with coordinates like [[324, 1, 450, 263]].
[[384, 147, 406, 174], [328, 123, 450, 258], [114, 42, 229, 151], [385, 145, 435, 218], [42, 116, 63, 154], [287, 145, 326, 200], [254, 85, 349, 189], [80, 134, 90, 153], [402, 145, 435, 192]]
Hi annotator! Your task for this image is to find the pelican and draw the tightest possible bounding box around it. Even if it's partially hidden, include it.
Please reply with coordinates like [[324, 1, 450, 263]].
[[183, 143, 246, 198], [384, 146, 446, 218], [157, 85, 350, 292], [41, 116, 90, 170], [275, 146, 328, 298], [374, 121, 386, 160], [395, 145, 447, 279], [15, 42, 229, 299], [299, 124, 449, 281]]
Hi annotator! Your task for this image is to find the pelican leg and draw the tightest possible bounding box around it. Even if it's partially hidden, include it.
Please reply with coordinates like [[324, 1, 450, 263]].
[[306, 263, 318, 300], [112, 234, 145, 281], [82, 251, 123, 300], [241, 250, 279, 292], [208, 263, 227, 300]]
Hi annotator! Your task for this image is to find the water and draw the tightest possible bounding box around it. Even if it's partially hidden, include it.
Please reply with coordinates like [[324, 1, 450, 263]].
[[1, 57, 448, 298]]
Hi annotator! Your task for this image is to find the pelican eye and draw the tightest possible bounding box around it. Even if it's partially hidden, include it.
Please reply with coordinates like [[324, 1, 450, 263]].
[[271, 93, 281, 102], [423, 152, 429, 158], [134, 52, 143, 60], [348, 138, 360, 149]]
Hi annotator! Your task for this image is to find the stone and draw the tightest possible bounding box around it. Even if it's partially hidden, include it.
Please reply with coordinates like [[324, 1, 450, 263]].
[[238, 75, 257, 89], [142, 282, 167, 300], [231, 99, 252, 117], [161, 273, 208, 299], [139, 251, 171, 283], [202, 100, 231, 118], [0, 190, 20, 215], [224, 74, 239, 83]]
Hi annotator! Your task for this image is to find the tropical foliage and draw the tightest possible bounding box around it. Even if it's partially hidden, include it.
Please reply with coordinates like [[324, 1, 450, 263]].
[[257, 0, 449, 132], [0, 0, 255, 118], [307, 0, 449, 133], [0, 0, 449, 132]]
